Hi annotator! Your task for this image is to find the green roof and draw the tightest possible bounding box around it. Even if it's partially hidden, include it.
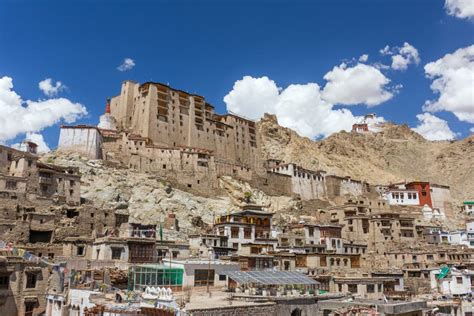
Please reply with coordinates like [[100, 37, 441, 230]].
[[463, 201, 474, 205]]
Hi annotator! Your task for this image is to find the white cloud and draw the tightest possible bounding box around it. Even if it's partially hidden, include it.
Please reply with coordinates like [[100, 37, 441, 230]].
[[423, 45, 474, 123], [321, 63, 394, 107], [380, 43, 420, 71], [39, 78, 65, 97], [470, 127, 474, 133], [380, 45, 391, 55], [0, 76, 87, 143], [117, 58, 135, 71], [224, 76, 384, 139], [445, 0, 474, 19], [412, 113, 458, 141], [359, 54, 369, 62], [11, 133, 51, 153], [392, 43, 420, 70]]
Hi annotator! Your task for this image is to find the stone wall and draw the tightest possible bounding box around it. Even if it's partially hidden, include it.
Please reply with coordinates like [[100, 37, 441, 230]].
[[250, 172, 293, 197], [187, 303, 276, 316], [268, 163, 326, 200], [326, 176, 365, 198]]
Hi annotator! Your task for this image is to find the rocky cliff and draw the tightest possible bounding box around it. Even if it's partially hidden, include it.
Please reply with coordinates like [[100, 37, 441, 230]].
[[258, 113, 474, 202], [40, 153, 298, 239]]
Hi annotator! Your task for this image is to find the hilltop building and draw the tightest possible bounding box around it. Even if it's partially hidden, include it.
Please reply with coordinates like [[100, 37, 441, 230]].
[[57, 81, 375, 200]]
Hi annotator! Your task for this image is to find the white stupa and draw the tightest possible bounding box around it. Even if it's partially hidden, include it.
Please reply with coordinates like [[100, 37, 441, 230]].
[[98, 98, 117, 130], [422, 204, 433, 220]]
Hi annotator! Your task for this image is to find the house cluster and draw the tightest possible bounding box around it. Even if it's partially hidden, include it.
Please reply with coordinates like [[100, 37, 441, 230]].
[[379, 181, 452, 220], [1, 80, 473, 316], [1, 140, 473, 315]]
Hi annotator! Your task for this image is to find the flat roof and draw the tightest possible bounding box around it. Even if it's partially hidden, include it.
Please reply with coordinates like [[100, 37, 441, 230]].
[[224, 270, 320, 286]]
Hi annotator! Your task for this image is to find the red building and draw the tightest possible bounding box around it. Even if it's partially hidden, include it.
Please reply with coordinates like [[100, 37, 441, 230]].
[[405, 181, 432, 207], [352, 123, 369, 133]]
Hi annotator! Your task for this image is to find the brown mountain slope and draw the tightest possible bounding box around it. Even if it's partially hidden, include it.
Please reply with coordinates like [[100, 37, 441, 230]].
[[258, 114, 474, 202]]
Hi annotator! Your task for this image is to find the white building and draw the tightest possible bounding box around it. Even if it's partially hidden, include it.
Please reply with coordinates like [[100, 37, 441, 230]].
[[45, 293, 66, 316], [214, 206, 274, 251], [449, 231, 469, 246], [462, 201, 474, 216], [430, 269, 473, 296], [304, 224, 321, 245], [58, 125, 103, 159], [385, 189, 419, 206], [467, 221, 474, 248], [67, 289, 101, 316], [188, 234, 234, 259]]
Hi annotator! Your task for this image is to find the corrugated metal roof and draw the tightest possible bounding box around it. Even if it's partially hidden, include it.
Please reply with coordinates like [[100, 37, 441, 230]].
[[224, 270, 320, 285]]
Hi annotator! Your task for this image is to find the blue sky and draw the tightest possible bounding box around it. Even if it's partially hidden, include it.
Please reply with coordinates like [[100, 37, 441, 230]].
[[0, 0, 473, 151]]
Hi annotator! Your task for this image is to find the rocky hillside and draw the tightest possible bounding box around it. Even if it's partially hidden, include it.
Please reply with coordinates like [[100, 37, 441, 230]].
[[258, 114, 474, 202], [41, 153, 298, 240]]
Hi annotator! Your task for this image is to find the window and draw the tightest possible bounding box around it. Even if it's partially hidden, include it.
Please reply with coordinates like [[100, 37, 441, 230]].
[[367, 284, 375, 293], [25, 273, 37, 288], [5, 181, 17, 190], [111, 247, 122, 260], [194, 269, 215, 286], [244, 228, 252, 239], [219, 274, 226, 281], [456, 277, 463, 284], [76, 246, 85, 256], [129, 243, 154, 263], [231, 227, 239, 238], [348, 284, 358, 293], [0, 275, 9, 289]]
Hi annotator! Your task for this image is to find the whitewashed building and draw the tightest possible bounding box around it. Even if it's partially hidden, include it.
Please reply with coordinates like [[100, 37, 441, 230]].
[[67, 289, 101, 316], [467, 221, 474, 248], [385, 189, 419, 206], [58, 125, 103, 159], [462, 201, 474, 216], [430, 269, 473, 296], [45, 293, 66, 316]]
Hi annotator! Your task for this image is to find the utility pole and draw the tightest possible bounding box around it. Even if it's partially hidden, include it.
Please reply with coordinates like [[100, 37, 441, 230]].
[[206, 247, 211, 296], [169, 246, 172, 288]]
